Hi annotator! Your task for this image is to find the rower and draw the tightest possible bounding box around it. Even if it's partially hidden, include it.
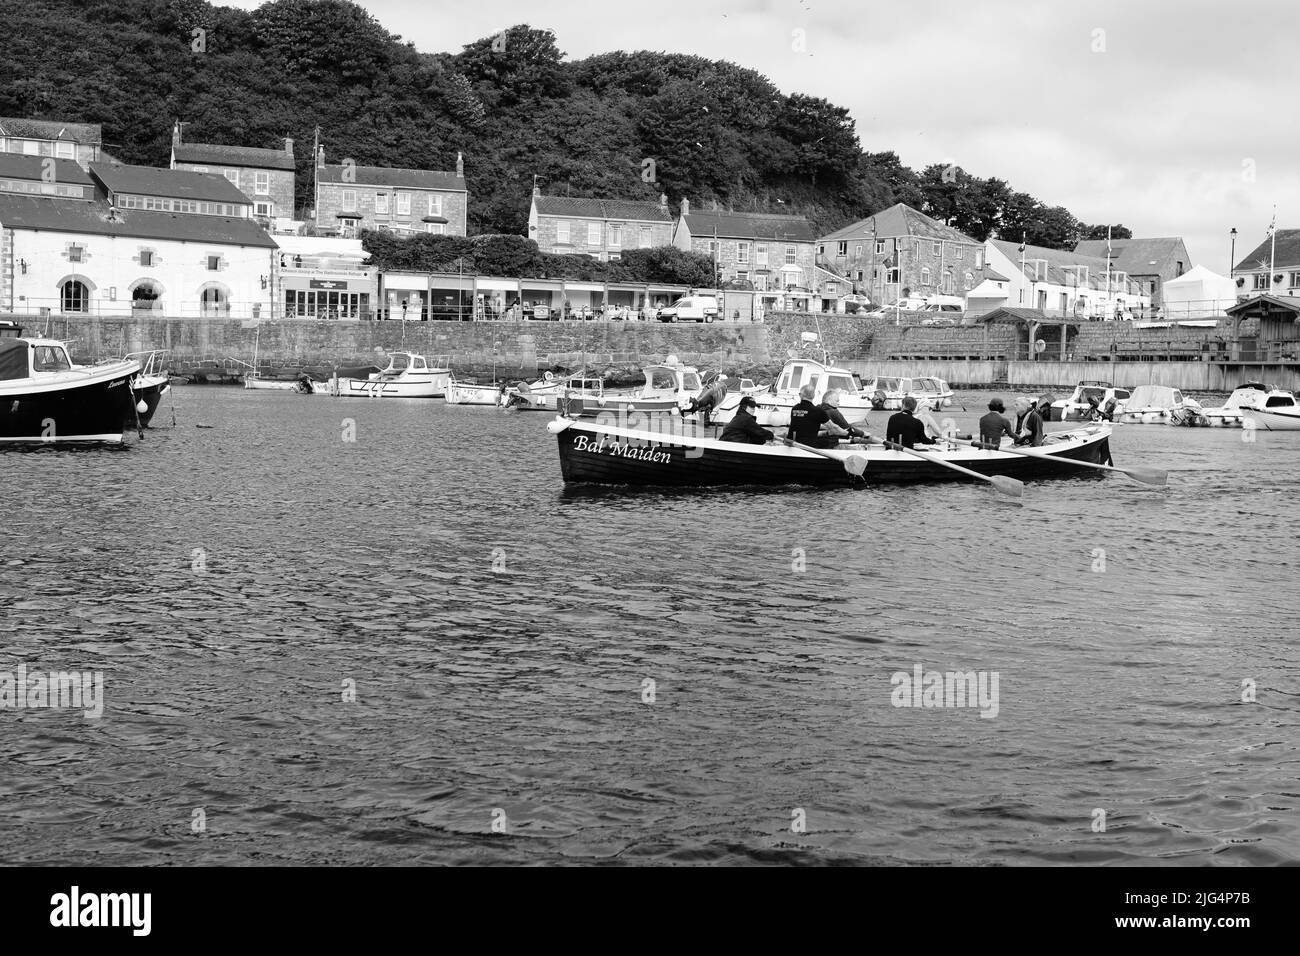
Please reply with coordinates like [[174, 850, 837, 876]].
[[819, 389, 870, 443], [788, 384, 838, 448], [1014, 397, 1046, 447], [885, 396, 937, 449], [979, 398, 1017, 448], [719, 395, 775, 444]]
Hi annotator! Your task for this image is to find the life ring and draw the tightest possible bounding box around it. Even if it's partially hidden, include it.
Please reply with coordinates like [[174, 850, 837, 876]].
[[544, 371, 554, 383]]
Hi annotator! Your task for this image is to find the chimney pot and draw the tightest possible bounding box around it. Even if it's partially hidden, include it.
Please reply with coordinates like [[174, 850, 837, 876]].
[[456, 151, 464, 178], [172, 121, 181, 148], [316, 145, 325, 170], [681, 198, 690, 217], [284, 137, 294, 157]]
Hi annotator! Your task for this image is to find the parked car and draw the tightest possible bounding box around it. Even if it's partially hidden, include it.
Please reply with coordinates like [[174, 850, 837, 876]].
[[921, 316, 958, 327], [864, 296, 930, 316], [657, 295, 720, 323]]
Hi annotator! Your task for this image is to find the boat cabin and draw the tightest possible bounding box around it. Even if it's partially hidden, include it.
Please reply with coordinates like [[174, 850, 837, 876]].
[[1224, 383, 1297, 410], [1124, 384, 1188, 410], [0, 321, 22, 339], [640, 363, 703, 400], [775, 359, 861, 402], [377, 352, 449, 378], [0, 338, 73, 381]]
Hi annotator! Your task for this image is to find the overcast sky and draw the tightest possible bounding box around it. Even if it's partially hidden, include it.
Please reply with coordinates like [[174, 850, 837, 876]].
[[226, 0, 1295, 270]]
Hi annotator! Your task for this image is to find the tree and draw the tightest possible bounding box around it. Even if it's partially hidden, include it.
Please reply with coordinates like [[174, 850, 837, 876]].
[[1080, 223, 1133, 240]]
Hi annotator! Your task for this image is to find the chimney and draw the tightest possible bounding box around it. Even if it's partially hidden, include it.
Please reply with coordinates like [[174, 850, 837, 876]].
[[659, 192, 667, 209], [680, 198, 690, 218], [284, 137, 294, 157], [456, 151, 464, 178], [316, 145, 325, 169], [172, 121, 181, 148], [533, 183, 540, 198]]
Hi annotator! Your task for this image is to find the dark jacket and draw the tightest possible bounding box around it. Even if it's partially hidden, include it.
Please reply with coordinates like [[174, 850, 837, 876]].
[[720, 409, 774, 444], [1015, 409, 1046, 446], [788, 399, 829, 445], [978, 411, 1016, 448], [886, 410, 935, 449], [819, 402, 866, 438]]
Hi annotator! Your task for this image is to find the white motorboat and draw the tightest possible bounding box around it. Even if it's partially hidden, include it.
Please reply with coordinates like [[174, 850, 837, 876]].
[[502, 371, 563, 411], [1242, 406, 1300, 431], [1115, 385, 1202, 425], [715, 357, 872, 427], [1195, 383, 1297, 427], [559, 357, 706, 419], [1049, 381, 1132, 422], [332, 353, 451, 399], [445, 377, 504, 405], [860, 375, 952, 411]]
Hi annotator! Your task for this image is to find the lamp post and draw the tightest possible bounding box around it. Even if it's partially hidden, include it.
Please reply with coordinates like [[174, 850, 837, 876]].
[[1229, 227, 1238, 292]]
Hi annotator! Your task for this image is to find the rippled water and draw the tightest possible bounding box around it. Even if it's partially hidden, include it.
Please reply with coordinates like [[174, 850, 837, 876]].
[[1, 386, 1297, 865]]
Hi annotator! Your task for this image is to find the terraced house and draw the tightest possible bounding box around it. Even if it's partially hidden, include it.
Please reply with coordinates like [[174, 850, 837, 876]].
[[313, 149, 467, 238], [816, 203, 989, 305], [1232, 229, 1300, 301], [673, 202, 817, 292], [0, 116, 103, 170], [1073, 236, 1190, 309], [170, 122, 296, 225], [527, 190, 674, 260]]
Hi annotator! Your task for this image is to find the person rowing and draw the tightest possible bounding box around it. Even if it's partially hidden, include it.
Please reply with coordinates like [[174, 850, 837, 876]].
[[885, 395, 937, 449], [1014, 396, 1046, 447], [979, 397, 1017, 449], [719, 395, 775, 444], [819, 388, 870, 443], [788, 384, 841, 448]]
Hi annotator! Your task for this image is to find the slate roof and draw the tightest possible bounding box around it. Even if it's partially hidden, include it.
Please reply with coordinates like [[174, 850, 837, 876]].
[[0, 153, 94, 186], [0, 194, 277, 248], [682, 209, 817, 241], [0, 117, 102, 144], [534, 195, 671, 222], [90, 162, 251, 204], [1074, 237, 1190, 276], [1231, 229, 1300, 272], [819, 203, 980, 245], [318, 164, 465, 191], [990, 239, 1124, 289], [174, 142, 296, 171]]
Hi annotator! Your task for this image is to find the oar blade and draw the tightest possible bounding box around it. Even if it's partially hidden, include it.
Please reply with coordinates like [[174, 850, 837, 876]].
[[844, 454, 868, 477], [1124, 465, 1167, 486], [989, 475, 1025, 498]]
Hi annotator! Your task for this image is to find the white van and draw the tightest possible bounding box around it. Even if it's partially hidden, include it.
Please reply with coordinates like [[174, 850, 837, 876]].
[[657, 295, 720, 323]]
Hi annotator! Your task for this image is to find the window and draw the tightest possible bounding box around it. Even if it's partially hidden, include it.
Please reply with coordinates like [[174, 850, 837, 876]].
[[223, 169, 239, 186], [1254, 274, 1270, 290], [965, 272, 974, 290], [587, 223, 601, 245], [737, 243, 750, 265], [957, 245, 965, 260], [1290, 272, 1300, 288], [855, 243, 863, 257], [737, 270, 749, 282], [375, 193, 390, 215], [756, 243, 768, 267], [837, 241, 848, 256], [254, 201, 271, 217], [817, 244, 825, 256], [975, 250, 984, 268], [60, 281, 88, 313], [255, 171, 269, 195], [1176, 261, 1184, 276], [20, 139, 38, 155], [140, 250, 154, 267], [342, 190, 356, 212], [207, 255, 221, 271], [875, 240, 886, 255], [754, 274, 768, 291], [609, 223, 622, 247], [68, 245, 84, 263], [429, 195, 442, 216], [920, 266, 931, 286], [192, 166, 208, 173], [556, 221, 570, 244], [785, 245, 797, 265], [55, 141, 74, 159], [887, 267, 900, 284], [396, 192, 411, 216], [640, 227, 651, 248], [932, 242, 941, 256], [426, 223, 445, 235], [855, 270, 864, 281]]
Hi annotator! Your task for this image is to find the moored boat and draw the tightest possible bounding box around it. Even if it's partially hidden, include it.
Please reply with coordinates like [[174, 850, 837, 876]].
[[559, 358, 705, 418], [715, 357, 872, 427], [1049, 381, 1132, 422], [502, 372, 562, 411], [1115, 384, 1202, 425], [1, 333, 140, 445], [1242, 406, 1300, 431], [332, 352, 451, 398], [1195, 383, 1297, 427], [124, 350, 171, 427], [445, 377, 504, 405], [550, 416, 1114, 487]]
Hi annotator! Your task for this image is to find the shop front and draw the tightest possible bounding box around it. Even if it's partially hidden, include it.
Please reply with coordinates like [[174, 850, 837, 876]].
[[520, 279, 564, 320], [474, 277, 521, 320], [561, 281, 605, 319], [428, 274, 473, 321], [381, 272, 430, 320]]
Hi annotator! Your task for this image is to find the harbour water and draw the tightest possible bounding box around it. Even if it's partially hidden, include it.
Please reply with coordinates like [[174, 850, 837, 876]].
[[1, 388, 1297, 865]]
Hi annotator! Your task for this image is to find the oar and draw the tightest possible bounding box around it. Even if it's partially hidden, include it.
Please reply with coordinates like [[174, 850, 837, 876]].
[[784, 438, 867, 478], [973, 440, 1166, 485], [882, 439, 1024, 497]]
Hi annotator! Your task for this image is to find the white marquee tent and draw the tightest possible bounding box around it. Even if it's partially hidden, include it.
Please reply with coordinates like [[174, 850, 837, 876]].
[[1161, 265, 1237, 319]]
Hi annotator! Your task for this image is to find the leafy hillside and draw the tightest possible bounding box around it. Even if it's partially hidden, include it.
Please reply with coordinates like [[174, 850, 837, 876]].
[[0, 0, 1129, 247]]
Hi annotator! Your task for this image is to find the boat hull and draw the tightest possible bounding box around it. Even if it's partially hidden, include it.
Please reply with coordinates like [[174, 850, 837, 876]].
[[445, 383, 503, 405], [129, 375, 170, 427], [333, 373, 450, 398], [1, 363, 138, 445], [553, 419, 1114, 487], [1243, 407, 1300, 431], [559, 394, 680, 417]]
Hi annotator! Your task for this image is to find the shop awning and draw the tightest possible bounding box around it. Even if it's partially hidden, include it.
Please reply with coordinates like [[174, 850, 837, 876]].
[[520, 279, 564, 291], [476, 278, 519, 292], [383, 273, 429, 289], [428, 276, 473, 291], [564, 282, 605, 293]]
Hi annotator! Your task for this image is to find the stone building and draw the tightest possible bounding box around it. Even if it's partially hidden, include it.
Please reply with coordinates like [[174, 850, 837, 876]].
[[672, 202, 817, 297], [313, 149, 467, 238], [0, 117, 103, 170], [170, 122, 296, 226], [527, 191, 674, 260], [816, 203, 989, 305]]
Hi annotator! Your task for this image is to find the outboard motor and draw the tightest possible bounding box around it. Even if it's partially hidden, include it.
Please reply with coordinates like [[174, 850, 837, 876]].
[[684, 379, 729, 423]]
